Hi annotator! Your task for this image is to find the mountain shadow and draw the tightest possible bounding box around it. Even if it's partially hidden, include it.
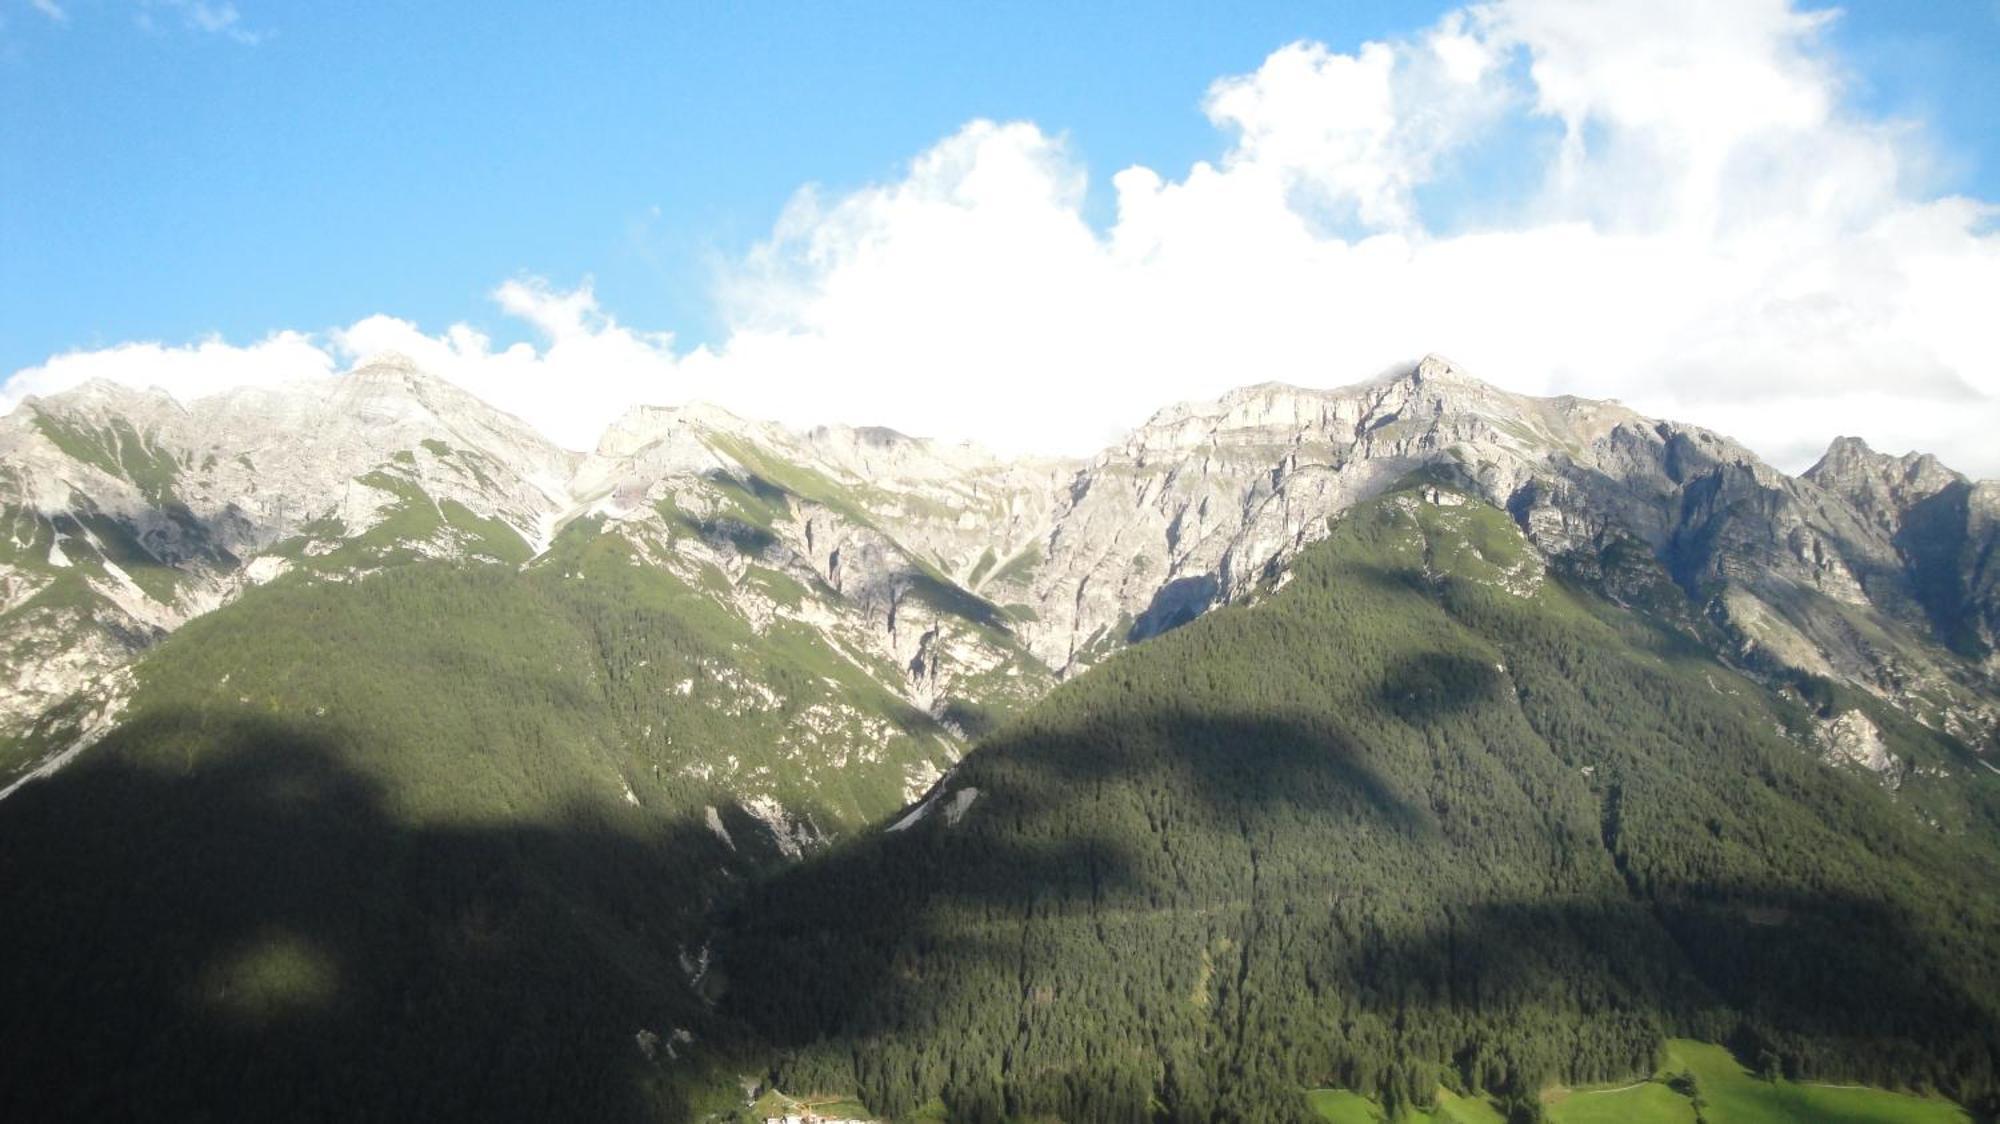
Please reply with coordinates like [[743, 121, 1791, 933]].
[[0, 711, 758, 1123], [0, 545, 991, 1120]]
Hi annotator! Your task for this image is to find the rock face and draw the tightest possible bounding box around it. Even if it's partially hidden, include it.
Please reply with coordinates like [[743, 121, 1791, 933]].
[[4, 351, 1998, 795], [1804, 438, 2000, 660], [984, 357, 2000, 753]]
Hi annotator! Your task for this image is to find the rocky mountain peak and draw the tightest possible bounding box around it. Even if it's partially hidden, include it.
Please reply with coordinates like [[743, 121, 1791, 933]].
[[1803, 434, 1967, 540], [797, 422, 1039, 484], [586, 403, 763, 472], [345, 351, 427, 380], [277, 354, 460, 425], [18, 378, 186, 428], [1409, 351, 1476, 388], [1134, 356, 1575, 458], [1807, 434, 1962, 491], [328, 355, 538, 434], [1807, 435, 1894, 488], [1816, 433, 1878, 465]]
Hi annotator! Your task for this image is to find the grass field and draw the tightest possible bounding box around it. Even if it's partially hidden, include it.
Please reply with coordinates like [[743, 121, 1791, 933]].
[[1307, 1086, 1507, 1123], [1306, 1088, 1383, 1123], [1311, 1040, 1973, 1124], [1430, 1090, 1509, 1123], [1663, 1040, 1971, 1124], [1545, 1080, 1696, 1124]]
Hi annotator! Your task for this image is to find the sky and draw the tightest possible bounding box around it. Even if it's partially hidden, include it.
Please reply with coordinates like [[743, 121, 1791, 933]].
[[5, 1, 2000, 474]]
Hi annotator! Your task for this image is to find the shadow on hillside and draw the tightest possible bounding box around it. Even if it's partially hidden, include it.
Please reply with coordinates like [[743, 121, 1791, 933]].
[[0, 710, 757, 1123], [1374, 650, 1506, 722], [673, 508, 781, 555], [1128, 575, 1219, 643], [1899, 480, 1987, 659], [722, 705, 1433, 1032], [719, 692, 2000, 1122], [5, 649, 1996, 1121], [1314, 885, 2000, 1079]]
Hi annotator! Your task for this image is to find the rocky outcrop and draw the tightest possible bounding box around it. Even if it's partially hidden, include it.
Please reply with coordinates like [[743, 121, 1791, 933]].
[[1818, 708, 1898, 782]]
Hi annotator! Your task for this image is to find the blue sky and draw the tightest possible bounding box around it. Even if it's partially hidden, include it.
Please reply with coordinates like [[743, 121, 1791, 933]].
[[6, 0, 1996, 370], [4, 1, 1460, 367], [6, 1, 2000, 472]]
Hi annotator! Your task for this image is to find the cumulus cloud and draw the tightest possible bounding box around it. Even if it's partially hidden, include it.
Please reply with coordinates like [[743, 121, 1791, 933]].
[[699, 0, 2000, 472], [1202, 19, 1507, 233], [1, 332, 334, 407], [7, 0, 2000, 475], [334, 280, 682, 449]]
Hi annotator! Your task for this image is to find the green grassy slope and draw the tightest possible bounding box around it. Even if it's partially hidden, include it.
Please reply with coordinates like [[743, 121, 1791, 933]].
[[1546, 1083, 1698, 1124], [1661, 1039, 1971, 1124], [1308, 1086, 1507, 1123], [722, 484, 2000, 1122], [1318, 1052, 1972, 1124]]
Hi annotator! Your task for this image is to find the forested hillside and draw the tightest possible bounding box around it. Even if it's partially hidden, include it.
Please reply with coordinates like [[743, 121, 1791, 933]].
[[0, 523, 967, 1121], [723, 483, 2000, 1122]]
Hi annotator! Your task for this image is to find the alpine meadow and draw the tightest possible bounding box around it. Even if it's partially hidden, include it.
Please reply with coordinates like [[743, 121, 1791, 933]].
[[5, 2, 2000, 1122]]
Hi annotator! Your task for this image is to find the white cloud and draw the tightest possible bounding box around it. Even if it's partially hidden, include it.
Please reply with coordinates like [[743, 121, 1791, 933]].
[[1, 282, 681, 451], [1201, 22, 1507, 233], [0, 332, 333, 408], [140, 0, 262, 45], [8, 0, 2000, 476], [29, 0, 67, 23], [696, 0, 2000, 473], [333, 280, 684, 449]]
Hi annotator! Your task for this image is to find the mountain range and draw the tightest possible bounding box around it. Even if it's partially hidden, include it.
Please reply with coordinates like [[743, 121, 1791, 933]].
[[0, 353, 1996, 1121]]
